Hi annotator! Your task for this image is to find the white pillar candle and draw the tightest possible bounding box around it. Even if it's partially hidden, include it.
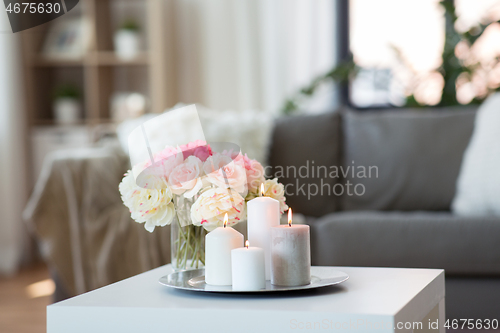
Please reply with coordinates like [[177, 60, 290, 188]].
[[231, 241, 266, 291], [247, 184, 280, 280], [271, 208, 311, 287], [205, 214, 244, 286]]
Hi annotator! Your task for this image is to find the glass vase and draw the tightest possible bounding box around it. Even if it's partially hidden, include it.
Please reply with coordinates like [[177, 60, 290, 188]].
[[171, 195, 206, 271]]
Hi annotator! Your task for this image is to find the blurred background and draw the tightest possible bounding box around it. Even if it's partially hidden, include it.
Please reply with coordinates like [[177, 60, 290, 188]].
[[2, 0, 500, 332]]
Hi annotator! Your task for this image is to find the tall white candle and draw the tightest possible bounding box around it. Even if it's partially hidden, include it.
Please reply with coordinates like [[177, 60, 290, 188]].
[[231, 241, 266, 291], [205, 214, 244, 286], [247, 184, 280, 280], [271, 208, 311, 287]]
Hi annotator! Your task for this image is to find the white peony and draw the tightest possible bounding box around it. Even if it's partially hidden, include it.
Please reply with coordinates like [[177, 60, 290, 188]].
[[119, 171, 175, 232], [191, 187, 245, 231]]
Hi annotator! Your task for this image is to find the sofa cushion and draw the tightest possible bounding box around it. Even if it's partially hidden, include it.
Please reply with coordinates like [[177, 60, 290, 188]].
[[452, 93, 500, 216], [309, 211, 500, 275], [341, 107, 477, 211], [268, 112, 341, 217]]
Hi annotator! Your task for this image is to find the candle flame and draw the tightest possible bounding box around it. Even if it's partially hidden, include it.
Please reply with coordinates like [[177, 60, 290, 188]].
[[245, 240, 249, 249], [288, 208, 292, 227], [260, 183, 265, 196], [224, 213, 228, 228]]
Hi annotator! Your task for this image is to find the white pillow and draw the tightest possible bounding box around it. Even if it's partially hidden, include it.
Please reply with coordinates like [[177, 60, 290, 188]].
[[452, 93, 500, 216], [197, 106, 274, 163], [116, 103, 274, 164]]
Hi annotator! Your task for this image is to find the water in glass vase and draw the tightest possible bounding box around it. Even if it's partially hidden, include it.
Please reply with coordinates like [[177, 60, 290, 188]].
[[171, 196, 206, 271]]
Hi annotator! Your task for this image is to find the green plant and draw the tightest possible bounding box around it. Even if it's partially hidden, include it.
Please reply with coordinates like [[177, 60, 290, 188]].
[[281, 55, 359, 114], [120, 19, 140, 32], [53, 84, 79, 100], [405, 0, 500, 107]]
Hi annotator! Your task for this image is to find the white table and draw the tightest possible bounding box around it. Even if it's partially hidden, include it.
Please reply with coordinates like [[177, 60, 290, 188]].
[[47, 265, 445, 333]]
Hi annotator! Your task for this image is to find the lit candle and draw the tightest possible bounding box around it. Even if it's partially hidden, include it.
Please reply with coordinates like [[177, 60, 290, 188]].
[[270, 208, 311, 286], [231, 241, 266, 291], [247, 184, 280, 280], [205, 214, 244, 285]]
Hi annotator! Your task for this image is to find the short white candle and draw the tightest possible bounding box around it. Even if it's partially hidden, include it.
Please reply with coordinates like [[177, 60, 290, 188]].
[[271, 208, 311, 287], [247, 184, 280, 280], [231, 241, 266, 291], [205, 214, 244, 286]]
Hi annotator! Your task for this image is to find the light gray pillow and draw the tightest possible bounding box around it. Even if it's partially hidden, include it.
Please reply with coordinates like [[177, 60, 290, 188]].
[[452, 93, 500, 216], [342, 107, 476, 211]]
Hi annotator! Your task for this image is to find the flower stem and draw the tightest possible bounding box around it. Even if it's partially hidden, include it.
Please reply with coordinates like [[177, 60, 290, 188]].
[[182, 224, 191, 268], [172, 196, 206, 270]]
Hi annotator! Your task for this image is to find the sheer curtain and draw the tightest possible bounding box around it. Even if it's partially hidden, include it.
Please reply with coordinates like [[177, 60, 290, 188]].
[[0, 10, 27, 275], [165, 0, 337, 113]]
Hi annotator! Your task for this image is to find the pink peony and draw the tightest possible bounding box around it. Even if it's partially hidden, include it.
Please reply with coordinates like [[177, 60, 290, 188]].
[[179, 140, 212, 161]]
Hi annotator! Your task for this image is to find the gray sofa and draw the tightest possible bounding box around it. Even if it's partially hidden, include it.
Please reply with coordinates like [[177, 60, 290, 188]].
[[268, 107, 500, 320]]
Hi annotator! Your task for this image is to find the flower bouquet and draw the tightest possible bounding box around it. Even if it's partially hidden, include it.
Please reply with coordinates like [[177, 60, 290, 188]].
[[119, 140, 288, 271]]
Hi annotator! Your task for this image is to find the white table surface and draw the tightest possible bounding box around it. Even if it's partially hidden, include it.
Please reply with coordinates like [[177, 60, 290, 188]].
[[47, 265, 445, 333]]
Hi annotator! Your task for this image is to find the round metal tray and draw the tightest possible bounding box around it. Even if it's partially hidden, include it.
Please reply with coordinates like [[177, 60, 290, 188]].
[[159, 266, 349, 293]]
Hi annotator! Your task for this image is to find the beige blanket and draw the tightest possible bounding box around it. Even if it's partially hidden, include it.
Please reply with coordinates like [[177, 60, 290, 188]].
[[23, 146, 170, 296]]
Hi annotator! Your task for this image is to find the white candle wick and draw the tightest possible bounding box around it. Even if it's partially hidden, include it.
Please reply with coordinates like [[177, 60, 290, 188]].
[[288, 208, 292, 227]]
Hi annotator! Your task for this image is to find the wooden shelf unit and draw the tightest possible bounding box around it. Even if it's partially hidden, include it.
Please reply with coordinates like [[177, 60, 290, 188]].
[[21, 0, 170, 128]]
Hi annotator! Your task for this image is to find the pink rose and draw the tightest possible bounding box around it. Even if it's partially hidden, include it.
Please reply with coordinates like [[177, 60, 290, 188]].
[[203, 153, 247, 194], [246, 159, 265, 192], [133, 146, 183, 188], [168, 156, 204, 197], [221, 149, 241, 160], [227, 152, 265, 193]]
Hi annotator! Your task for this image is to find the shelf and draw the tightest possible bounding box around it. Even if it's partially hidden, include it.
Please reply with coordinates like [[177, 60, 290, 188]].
[[30, 52, 150, 67], [32, 119, 89, 126], [31, 56, 85, 67], [90, 52, 150, 66], [31, 118, 119, 127], [22, 0, 169, 144]]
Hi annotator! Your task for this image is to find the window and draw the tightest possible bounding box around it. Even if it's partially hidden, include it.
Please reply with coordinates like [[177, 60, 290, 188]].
[[347, 0, 500, 108]]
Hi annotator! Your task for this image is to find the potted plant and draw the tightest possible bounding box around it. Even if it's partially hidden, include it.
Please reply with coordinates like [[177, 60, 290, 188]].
[[114, 19, 141, 60], [53, 84, 81, 125]]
